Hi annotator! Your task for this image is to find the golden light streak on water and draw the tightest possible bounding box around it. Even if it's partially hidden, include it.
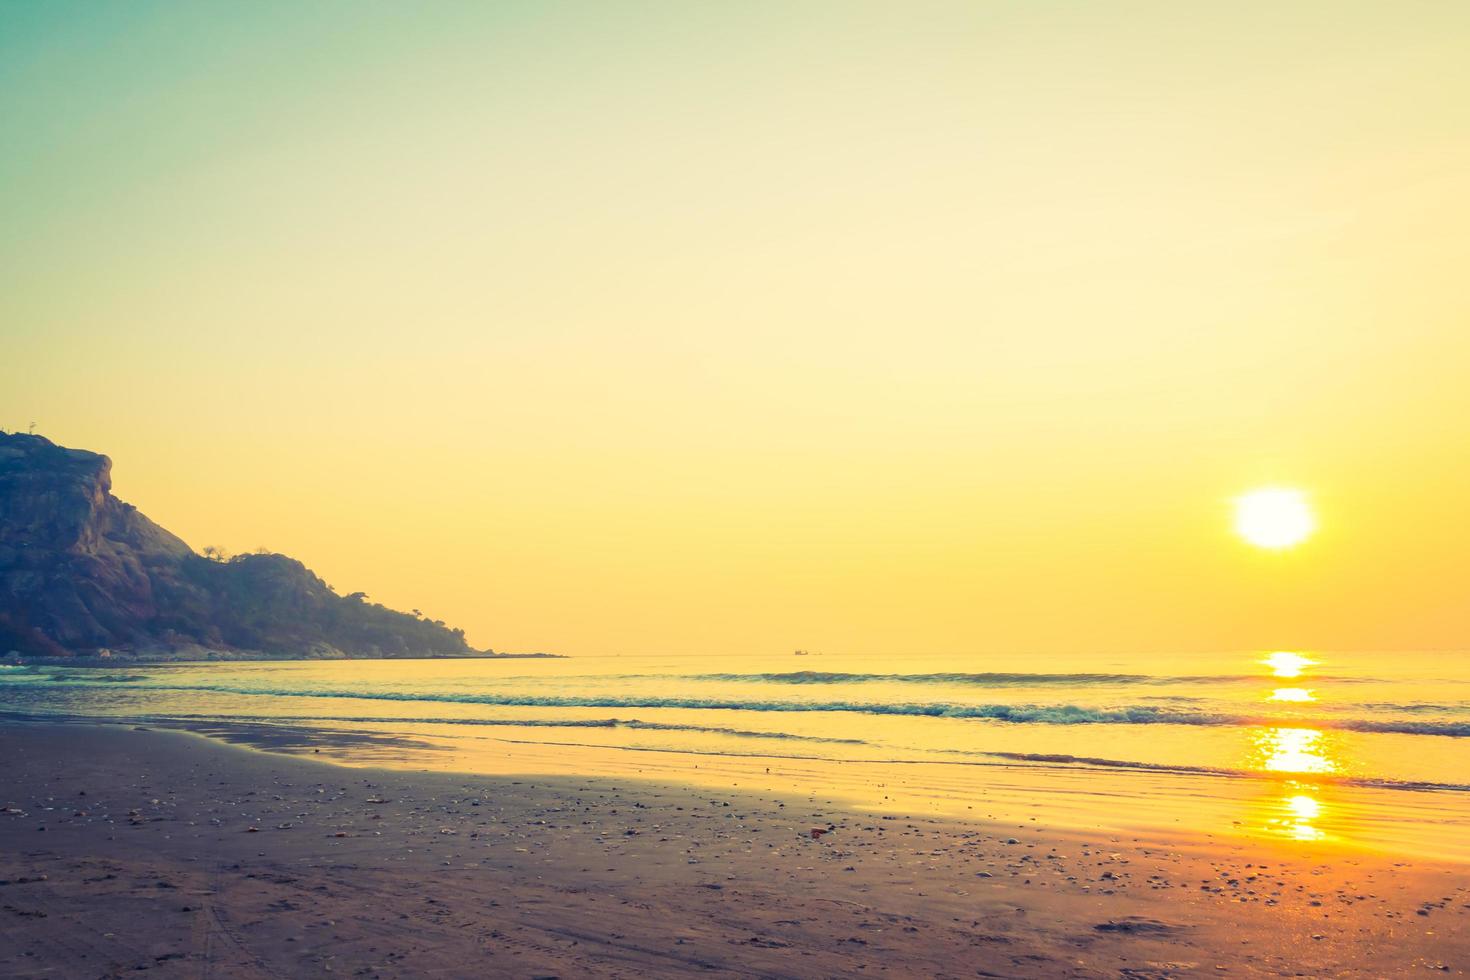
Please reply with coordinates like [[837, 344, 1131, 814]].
[[1252, 727, 1337, 775], [1277, 791, 1327, 841], [1262, 652, 1314, 679]]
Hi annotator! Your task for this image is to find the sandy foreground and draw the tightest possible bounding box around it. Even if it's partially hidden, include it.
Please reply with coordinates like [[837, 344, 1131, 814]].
[[0, 722, 1465, 979]]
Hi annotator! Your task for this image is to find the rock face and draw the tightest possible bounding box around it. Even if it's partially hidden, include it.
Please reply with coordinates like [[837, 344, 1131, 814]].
[[0, 432, 485, 660]]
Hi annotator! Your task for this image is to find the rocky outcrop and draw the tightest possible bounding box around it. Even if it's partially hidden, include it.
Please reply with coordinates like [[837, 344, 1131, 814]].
[[0, 432, 494, 661]]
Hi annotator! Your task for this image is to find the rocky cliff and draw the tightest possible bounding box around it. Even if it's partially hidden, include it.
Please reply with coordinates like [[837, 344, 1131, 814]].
[[0, 432, 501, 661]]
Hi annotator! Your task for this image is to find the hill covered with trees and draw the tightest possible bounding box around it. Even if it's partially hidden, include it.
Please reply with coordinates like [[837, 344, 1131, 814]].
[[0, 432, 543, 662]]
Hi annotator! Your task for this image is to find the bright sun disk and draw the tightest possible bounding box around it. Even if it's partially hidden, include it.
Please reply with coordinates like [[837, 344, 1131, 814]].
[[1235, 487, 1315, 549]]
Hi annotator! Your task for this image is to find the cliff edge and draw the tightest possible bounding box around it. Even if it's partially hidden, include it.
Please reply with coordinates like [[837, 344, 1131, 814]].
[[0, 432, 517, 661]]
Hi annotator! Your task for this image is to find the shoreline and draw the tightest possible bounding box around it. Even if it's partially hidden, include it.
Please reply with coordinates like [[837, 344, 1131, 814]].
[[9, 707, 1470, 865], [1, 719, 1465, 977], [2, 652, 566, 668]]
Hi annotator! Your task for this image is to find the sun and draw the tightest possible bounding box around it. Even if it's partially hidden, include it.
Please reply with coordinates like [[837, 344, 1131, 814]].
[[1235, 487, 1315, 549]]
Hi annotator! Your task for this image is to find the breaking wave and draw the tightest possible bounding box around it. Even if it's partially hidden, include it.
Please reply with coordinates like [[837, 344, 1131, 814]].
[[145, 712, 868, 745], [961, 751, 1470, 793], [19, 677, 1470, 737], [685, 670, 1263, 685], [17, 667, 1377, 688]]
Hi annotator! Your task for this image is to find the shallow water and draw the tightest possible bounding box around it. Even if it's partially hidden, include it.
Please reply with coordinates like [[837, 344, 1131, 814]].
[[4, 649, 1468, 860]]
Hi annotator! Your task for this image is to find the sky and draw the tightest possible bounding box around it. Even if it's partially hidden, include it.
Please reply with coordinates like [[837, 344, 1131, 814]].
[[3, 1, 1468, 657]]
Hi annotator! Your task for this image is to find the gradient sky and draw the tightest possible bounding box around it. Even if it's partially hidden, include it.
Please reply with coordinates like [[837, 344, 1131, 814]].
[[3, 1, 1468, 657]]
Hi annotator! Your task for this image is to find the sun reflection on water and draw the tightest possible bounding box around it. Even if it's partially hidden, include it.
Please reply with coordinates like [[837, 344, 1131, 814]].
[[1262, 651, 1314, 678], [1249, 730, 1336, 843], [1252, 726, 1336, 774], [1285, 794, 1320, 819], [1278, 791, 1326, 841], [1245, 652, 1343, 845]]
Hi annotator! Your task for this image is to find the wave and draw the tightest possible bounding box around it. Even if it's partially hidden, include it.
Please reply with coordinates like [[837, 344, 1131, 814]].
[[506, 670, 1375, 686], [23, 678, 1470, 737], [146, 712, 867, 745], [961, 751, 1470, 793], [16, 667, 1379, 688], [1355, 702, 1470, 714], [10, 706, 1468, 800], [685, 670, 1266, 685]]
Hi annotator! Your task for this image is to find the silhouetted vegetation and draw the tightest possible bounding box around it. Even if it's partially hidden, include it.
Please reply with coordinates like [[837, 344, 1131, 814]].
[[0, 431, 526, 661]]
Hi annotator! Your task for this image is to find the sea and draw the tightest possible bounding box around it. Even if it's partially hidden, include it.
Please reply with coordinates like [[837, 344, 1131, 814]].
[[3, 649, 1468, 861]]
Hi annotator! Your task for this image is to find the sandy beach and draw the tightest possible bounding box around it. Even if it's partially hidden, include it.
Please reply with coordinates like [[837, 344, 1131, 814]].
[[1, 721, 1465, 979], [8, 0, 1470, 975]]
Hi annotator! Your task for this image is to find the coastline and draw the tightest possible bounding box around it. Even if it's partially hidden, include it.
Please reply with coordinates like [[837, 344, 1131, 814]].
[[1, 720, 1464, 978], [3, 652, 565, 667]]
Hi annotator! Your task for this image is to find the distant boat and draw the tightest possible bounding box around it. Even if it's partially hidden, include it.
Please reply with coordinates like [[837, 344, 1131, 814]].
[[794, 649, 809, 656]]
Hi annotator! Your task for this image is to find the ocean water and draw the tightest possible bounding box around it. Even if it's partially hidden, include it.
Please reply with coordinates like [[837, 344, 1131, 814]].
[[4, 650, 1468, 860]]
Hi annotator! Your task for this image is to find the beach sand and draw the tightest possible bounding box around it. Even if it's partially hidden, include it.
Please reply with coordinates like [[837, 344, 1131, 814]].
[[1, 722, 1465, 978]]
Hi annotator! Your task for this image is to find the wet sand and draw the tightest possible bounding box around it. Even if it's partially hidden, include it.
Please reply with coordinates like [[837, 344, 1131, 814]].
[[1, 722, 1465, 978]]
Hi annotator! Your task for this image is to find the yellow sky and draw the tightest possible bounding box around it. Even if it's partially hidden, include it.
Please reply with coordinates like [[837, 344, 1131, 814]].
[[3, 2, 1468, 656]]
